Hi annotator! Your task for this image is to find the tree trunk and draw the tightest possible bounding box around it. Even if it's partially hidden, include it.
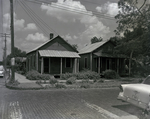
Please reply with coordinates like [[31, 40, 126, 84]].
[[129, 50, 133, 77]]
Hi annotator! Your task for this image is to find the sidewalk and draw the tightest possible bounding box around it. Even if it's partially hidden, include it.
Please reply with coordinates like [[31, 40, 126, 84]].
[[6, 73, 42, 89]]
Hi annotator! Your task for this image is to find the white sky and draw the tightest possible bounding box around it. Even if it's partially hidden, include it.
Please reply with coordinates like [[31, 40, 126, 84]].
[[0, 0, 125, 61]]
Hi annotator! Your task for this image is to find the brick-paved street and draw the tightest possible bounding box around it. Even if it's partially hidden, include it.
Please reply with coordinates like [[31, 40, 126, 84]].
[[0, 77, 147, 119]]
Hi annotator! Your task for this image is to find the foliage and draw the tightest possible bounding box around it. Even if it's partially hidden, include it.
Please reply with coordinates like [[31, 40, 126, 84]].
[[80, 83, 90, 88], [103, 70, 120, 79], [91, 36, 103, 44], [72, 44, 78, 51], [26, 70, 41, 80], [66, 77, 76, 85], [55, 84, 66, 88], [49, 78, 58, 84], [61, 69, 101, 80], [113, 0, 150, 76]]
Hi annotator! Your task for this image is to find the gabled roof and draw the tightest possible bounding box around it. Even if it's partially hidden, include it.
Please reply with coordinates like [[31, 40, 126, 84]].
[[39, 50, 80, 58], [27, 35, 78, 54], [79, 40, 109, 54]]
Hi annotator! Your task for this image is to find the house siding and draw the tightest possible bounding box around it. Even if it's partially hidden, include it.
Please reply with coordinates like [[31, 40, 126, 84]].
[[79, 41, 126, 75], [26, 36, 79, 75], [79, 53, 90, 71]]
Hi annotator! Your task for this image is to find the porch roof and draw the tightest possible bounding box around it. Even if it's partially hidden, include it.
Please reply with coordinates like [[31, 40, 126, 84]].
[[94, 52, 127, 58], [39, 50, 80, 58]]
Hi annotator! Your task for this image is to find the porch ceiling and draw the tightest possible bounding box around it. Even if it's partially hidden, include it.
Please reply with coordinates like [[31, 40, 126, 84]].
[[39, 50, 80, 58]]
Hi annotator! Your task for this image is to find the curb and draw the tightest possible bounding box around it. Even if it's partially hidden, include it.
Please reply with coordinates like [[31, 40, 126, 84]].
[[5, 84, 44, 90]]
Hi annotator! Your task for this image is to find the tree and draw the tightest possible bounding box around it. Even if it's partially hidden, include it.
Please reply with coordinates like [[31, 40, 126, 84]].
[[91, 36, 103, 44], [114, 0, 150, 76], [72, 44, 78, 51], [6, 47, 26, 72]]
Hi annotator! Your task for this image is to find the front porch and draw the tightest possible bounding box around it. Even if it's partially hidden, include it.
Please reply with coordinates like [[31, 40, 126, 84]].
[[94, 57, 126, 74], [39, 50, 80, 75]]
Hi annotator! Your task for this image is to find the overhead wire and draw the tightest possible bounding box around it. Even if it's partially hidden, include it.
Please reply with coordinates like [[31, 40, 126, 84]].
[[20, 0, 58, 35], [19, 0, 58, 35], [18, 0, 49, 36], [24, 0, 116, 20], [17, 0, 58, 37]]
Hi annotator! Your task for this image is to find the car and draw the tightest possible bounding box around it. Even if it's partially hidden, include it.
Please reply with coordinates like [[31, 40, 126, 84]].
[[118, 75, 150, 113], [0, 65, 4, 78]]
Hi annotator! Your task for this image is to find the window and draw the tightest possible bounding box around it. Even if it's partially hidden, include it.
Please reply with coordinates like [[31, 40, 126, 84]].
[[66, 58, 72, 68], [84, 58, 88, 68]]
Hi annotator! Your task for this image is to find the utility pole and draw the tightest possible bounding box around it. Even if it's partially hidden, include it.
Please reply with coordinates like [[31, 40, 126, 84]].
[[0, 33, 10, 80], [10, 0, 15, 82]]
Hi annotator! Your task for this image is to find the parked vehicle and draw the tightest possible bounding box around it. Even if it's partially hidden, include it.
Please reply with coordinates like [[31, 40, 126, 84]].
[[118, 75, 150, 113], [0, 65, 4, 78]]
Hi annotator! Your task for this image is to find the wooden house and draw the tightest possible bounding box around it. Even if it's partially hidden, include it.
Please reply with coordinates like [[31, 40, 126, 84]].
[[26, 35, 80, 75], [79, 40, 127, 75]]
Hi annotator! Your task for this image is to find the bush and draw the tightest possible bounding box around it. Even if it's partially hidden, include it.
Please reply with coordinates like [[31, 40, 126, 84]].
[[49, 78, 58, 84], [40, 74, 51, 83], [61, 69, 101, 80], [61, 73, 76, 80], [26, 70, 41, 80], [103, 70, 120, 79], [66, 77, 76, 85], [55, 84, 66, 88], [80, 83, 90, 88]]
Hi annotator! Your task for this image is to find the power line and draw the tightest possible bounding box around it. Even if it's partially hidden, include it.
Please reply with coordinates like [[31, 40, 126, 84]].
[[21, 0, 58, 35], [17, 0, 53, 36], [36, 0, 116, 18], [24, 0, 116, 20]]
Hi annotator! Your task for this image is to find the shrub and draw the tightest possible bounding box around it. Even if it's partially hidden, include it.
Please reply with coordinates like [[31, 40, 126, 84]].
[[40, 74, 51, 83], [77, 69, 101, 80], [55, 84, 66, 88], [26, 70, 41, 80], [61, 73, 74, 80], [103, 70, 120, 79], [49, 78, 58, 84], [80, 83, 90, 88], [66, 77, 76, 85], [61, 70, 101, 80]]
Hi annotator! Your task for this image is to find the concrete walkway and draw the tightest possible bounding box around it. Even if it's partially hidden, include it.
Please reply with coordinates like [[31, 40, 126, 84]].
[[14, 73, 42, 89]]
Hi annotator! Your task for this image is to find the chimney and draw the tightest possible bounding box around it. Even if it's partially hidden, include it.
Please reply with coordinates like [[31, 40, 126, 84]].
[[50, 33, 54, 40]]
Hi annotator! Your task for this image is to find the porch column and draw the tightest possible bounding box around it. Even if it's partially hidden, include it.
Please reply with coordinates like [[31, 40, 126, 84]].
[[41, 57, 43, 74], [98, 57, 101, 73], [49, 58, 51, 73], [77, 58, 79, 72], [117, 59, 119, 73], [74, 58, 77, 73], [60, 58, 62, 75], [90, 53, 92, 71], [36, 51, 38, 71]]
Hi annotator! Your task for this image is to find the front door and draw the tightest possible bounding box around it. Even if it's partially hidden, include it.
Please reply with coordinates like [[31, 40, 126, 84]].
[[50, 57, 60, 74], [44, 58, 49, 73]]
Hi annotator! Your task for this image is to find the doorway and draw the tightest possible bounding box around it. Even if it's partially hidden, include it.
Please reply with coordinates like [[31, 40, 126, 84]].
[[44, 58, 49, 73]]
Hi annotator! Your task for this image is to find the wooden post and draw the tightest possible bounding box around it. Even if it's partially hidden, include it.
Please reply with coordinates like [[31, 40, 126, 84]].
[[60, 58, 62, 75], [74, 58, 77, 73], [90, 53, 92, 71], [41, 57, 43, 74], [98, 57, 100, 73], [10, 0, 15, 81], [77, 58, 79, 72], [36, 51, 38, 71], [49, 58, 51, 74]]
